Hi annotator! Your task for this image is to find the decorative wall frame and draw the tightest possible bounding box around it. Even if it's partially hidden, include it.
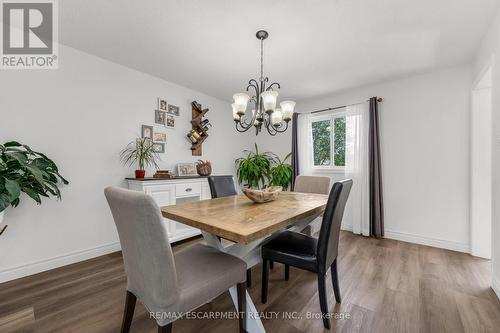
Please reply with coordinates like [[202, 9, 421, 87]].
[[141, 125, 153, 139], [158, 98, 167, 111], [167, 104, 180, 116]]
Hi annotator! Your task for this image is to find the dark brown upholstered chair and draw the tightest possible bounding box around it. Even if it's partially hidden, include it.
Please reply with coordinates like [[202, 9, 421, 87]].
[[261, 179, 352, 329]]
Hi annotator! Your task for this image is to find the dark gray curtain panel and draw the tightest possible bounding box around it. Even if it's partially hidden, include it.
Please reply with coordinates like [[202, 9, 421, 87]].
[[291, 112, 299, 191], [369, 97, 384, 237]]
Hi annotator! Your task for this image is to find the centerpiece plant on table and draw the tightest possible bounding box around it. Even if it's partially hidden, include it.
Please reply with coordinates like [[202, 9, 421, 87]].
[[235, 144, 293, 190]]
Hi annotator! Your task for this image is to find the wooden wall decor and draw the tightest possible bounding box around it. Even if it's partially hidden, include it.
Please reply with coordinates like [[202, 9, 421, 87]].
[[190, 101, 210, 156]]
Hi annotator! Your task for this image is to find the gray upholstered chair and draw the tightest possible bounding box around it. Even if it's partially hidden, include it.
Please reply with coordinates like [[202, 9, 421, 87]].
[[294, 175, 331, 195], [294, 175, 331, 236], [104, 187, 247, 333]]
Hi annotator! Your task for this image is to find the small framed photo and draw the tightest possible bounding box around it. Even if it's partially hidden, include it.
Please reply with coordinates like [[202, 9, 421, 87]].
[[155, 110, 166, 125], [167, 104, 180, 116], [166, 115, 175, 128], [152, 143, 165, 153], [141, 125, 153, 139], [154, 132, 166, 143], [177, 163, 198, 176], [158, 98, 167, 111]]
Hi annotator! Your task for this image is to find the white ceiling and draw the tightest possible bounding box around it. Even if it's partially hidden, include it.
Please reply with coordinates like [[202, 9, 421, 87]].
[[60, 0, 500, 101]]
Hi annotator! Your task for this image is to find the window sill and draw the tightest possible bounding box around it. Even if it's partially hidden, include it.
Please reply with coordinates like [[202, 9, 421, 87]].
[[311, 168, 345, 174]]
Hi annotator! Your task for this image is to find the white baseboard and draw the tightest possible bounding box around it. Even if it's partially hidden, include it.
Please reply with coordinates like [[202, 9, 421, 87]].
[[0, 242, 121, 284], [384, 229, 469, 253], [493, 275, 500, 300], [341, 223, 352, 231]]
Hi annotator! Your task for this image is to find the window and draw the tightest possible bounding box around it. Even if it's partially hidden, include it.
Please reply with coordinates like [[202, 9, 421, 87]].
[[311, 111, 346, 170]]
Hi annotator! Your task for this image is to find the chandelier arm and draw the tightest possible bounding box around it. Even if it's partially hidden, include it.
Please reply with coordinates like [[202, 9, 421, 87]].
[[273, 121, 290, 133], [266, 124, 278, 136], [235, 120, 252, 132], [267, 82, 281, 91]]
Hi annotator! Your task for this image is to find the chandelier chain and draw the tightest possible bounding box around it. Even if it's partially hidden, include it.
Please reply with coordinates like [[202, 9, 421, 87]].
[[260, 38, 264, 82]]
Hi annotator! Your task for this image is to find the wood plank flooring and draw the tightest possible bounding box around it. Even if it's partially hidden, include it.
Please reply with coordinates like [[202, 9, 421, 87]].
[[1, 231, 499, 333]]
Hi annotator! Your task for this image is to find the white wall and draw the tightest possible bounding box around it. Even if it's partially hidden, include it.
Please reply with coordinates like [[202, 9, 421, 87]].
[[261, 65, 472, 252], [470, 79, 492, 259], [473, 9, 500, 298], [0, 45, 244, 282]]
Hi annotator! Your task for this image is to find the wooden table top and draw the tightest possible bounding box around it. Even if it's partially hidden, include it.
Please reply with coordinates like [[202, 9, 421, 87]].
[[161, 192, 329, 244]]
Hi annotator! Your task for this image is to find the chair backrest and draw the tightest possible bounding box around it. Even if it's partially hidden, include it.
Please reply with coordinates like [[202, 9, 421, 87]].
[[316, 179, 353, 273], [208, 175, 238, 198], [294, 175, 331, 194], [104, 187, 180, 308]]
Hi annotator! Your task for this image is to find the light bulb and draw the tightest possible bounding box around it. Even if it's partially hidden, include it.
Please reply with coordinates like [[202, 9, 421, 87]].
[[280, 101, 295, 121], [261, 90, 278, 112], [232, 103, 240, 121], [233, 93, 250, 116], [271, 108, 283, 127]]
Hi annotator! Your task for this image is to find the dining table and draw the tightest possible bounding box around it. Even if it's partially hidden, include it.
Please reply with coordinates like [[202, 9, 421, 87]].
[[161, 191, 329, 333]]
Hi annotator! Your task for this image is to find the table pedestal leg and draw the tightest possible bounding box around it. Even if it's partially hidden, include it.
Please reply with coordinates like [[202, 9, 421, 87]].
[[229, 286, 266, 333]]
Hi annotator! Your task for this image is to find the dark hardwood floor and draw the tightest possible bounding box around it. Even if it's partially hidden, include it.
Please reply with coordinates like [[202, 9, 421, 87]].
[[1, 231, 499, 332]]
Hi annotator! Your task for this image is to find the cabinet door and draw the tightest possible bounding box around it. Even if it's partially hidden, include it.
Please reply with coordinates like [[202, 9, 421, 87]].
[[201, 182, 211, 200], [144, 184, 176, 237]]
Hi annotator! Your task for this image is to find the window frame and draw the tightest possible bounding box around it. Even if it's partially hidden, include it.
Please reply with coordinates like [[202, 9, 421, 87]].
[[310, 108, 346, 173]]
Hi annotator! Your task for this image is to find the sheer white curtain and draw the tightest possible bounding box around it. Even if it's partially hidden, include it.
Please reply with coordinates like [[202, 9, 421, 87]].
[[344, 102, 370, 235], [297, 113, 313, 175]]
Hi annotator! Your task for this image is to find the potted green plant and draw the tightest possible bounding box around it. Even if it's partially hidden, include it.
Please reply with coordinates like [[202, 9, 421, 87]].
[[269, 152, 293, 190], [0, 141, 69, 234], [235, 143, 274, 189], [120, 137, 160, 178]]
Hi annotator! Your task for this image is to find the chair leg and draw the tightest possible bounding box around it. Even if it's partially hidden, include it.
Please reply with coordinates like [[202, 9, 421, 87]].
[[318, 274, 331, 329], [237, 282, 247, 333], [331, 258, 341, 303], [269, 260, 274, 269], [246, 268, 252, 288], [157, 323, 172, 333], [121, 291, 136, 333], [261, 259, 269, 304], [284, 264, 290, 281]]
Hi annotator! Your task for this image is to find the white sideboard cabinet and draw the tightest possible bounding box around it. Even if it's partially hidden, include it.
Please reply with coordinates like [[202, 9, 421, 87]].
[[127, 177, 211, 243]]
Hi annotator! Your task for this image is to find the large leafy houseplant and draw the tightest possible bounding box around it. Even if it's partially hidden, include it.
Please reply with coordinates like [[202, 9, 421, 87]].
[[120, 137, 160, 178], [269, 152, 293, 190], [235, 144, 293, 190], [235, 143, 274, 189], [0, 141, 69, 233]]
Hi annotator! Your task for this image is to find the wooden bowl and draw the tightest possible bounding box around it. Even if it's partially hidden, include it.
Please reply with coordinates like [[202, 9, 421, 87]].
[[242, 186, 283, 203]]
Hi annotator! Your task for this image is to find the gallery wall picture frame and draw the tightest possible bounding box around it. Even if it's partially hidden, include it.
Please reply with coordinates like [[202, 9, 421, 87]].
[[154, 132, 167, 143], [158, 98, 167, 111], [155, 110, 166, 125], [166, 115, 175, 129], [167, 104, 180, 116], [152, 142, 165, 153], [141, 125, 154, 139], [177, 163, 198, 176]]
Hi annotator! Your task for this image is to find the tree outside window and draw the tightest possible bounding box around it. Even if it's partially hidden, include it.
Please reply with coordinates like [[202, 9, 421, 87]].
[[311, 113, 346, 169]]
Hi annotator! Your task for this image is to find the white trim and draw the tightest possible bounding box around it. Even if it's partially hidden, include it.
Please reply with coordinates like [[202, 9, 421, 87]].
[[492, 275, 500, 300], [341, 223, 353, 231], [384, 229, 469, 253], [0, 241, 121, 283]]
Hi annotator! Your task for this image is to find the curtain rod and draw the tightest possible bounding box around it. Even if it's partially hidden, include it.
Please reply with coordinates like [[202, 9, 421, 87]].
[[310, 97, 383, 114]]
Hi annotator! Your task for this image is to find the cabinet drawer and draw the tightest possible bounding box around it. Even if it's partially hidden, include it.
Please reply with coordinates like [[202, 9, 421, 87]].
[[175, 182, 201, 196]]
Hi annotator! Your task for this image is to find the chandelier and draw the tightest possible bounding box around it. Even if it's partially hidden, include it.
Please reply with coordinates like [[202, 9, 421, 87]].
[[232, 30, 296, 136]]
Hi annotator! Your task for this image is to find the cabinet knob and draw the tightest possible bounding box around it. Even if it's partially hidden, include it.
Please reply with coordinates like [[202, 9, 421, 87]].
[[185, 188, 192, 192]]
